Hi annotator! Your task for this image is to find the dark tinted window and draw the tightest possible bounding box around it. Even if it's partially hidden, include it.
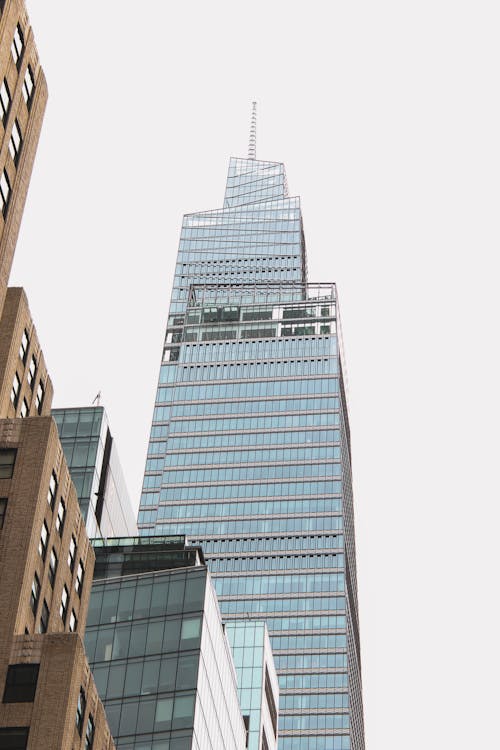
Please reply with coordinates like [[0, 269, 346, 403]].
[[3, 664, 39, 703], [0, 728, 29, 749]]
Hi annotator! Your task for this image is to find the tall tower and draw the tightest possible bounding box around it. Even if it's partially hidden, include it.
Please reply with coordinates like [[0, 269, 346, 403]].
[[139, 125, 365, 750]]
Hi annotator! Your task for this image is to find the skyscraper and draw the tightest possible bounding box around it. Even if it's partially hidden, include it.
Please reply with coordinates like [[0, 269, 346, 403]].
[[138, 123, 365, 750]]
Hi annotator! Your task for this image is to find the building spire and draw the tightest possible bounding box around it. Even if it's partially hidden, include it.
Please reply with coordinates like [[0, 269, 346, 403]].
[[248, 101, 257, 160]]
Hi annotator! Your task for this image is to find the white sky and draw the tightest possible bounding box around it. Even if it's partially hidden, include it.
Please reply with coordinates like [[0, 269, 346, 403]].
[[11, 1, 500, 748]]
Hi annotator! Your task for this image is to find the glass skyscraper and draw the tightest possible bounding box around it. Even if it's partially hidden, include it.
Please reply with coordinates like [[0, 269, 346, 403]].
[[138, 151, 365, 750]]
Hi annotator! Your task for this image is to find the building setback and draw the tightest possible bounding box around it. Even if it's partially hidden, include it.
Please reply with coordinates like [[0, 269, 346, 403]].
[[139, 149, 365, 750]]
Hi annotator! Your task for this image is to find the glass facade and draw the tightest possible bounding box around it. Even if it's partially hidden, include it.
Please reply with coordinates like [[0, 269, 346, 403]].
[[139, 156, 365, 750], [225, 621, 279, 750], [86, 561, 247, 750], [53, 406, 137, 538]]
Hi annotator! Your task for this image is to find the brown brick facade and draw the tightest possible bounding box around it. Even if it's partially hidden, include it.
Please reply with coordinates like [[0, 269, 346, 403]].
[[0, 0, 47, 314]]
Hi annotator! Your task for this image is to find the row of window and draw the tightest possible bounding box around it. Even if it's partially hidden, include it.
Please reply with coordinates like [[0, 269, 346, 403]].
[[85, 616, 202, 664], [158, 428, 340, 450], [177, 339, 334, 364], [157, 479, 342, 502], [155, 499, 342, 519], [161, 411, 340, 433], [91, 653, 199, 702], [209, 553, 344, 574], [102, 691, 196, 739], [279, 672, 348, 690], [273, 652, 347, 670], [157, 376, 338, 403], [10, 330, 44, 414], [0, 67, 34, 126], [214, 572, 345, 597], [181, 223, 300, 238], [268, 614, 347, 633], [280, 692, 349, 710], [87, 573, 206, 627], [280, 736, 350, 750], [150, 515, 344, 536], [163, 357, 338, 383], [194, 534, 344, 554], [219, 595, 346, 615], [270, 633, 347, 651], [160, 460, 342, 486], [280, 714, 349, 731], [165, 396, 339, 419]]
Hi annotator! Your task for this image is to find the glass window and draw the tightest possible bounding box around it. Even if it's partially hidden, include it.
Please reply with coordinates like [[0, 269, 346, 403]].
[[9, 119, 22, 165], [38, 521, 49, 560], [19, 329, 29, 364], [0, 167, 10, 214], [47, 470, 57, 509], [60, 585, 69, 623], [0, 727, 29, 748], [27, 355, 36, 388], [0, 449, 16, 478], [30, 572, 40, 615], [48, 549, 58, 587], [20, 398, 28, 418], [3, 664, 39, 702], [39, 600, 49, 634], [154, 697, 173, 731], [35, 381, 44, 414], [76, 688, 86, 735], [68, 535, 77, 571], [69, 609, 77, 633], [10, 372, 20, 407], [0, 497, 7, 528], [22, 66, 34, 107], [11, 23, 24, 67], [107, 664, 125, 699], [0, 78, 10, 124], [75, 560, 84, 597], [55, 499, 65, 536]]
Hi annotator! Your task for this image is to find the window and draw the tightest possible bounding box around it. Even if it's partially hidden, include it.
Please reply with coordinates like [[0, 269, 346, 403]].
[[0, 727, 30, 749], [30, 573, 40, 615], [0, 78, 10, 124], [3, 664, 39, 703], [35, 381, 44, 414], [0, 449, 16, 479], [68, 535, 77, 571], [20, 398, 28, 418], [48, 549, 57, 587], [19, 329, 29, 364], [22, 65, 34, 108], [55, 499, 65, 536], [27, 355, 36, 388], [60, 584, 69, 623], [75, 560, 84, 597], [0, 497, 7, 528], [9, 120, 22, 166], [85, 715, 95, 749], [69, 609, 77, 632], [39, 600, 49, 633], [47, 470, 57, 509], [38, 521, 49, 560], [76, 688, 86, 735], [10, 373, 20, 408], [11, 24, 24, 68], [0, 168, 11, 218]]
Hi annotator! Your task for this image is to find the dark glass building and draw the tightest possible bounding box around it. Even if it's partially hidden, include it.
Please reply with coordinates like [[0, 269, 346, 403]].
[[138, 153, 365, 750], [85, 536, 250, 750]]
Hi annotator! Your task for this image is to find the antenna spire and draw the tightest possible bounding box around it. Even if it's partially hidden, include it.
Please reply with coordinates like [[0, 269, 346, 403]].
[[248, 101, 257, 160]]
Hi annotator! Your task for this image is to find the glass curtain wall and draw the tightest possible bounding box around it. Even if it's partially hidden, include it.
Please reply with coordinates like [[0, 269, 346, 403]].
[[139, 157, 365, 750]]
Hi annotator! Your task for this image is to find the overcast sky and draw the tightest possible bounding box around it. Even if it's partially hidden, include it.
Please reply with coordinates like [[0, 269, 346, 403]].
[[12, 1, 500, 748]]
